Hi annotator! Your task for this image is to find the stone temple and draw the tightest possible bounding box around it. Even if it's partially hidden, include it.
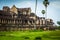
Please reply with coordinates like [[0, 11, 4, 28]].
[[0, 5, 54, 31]]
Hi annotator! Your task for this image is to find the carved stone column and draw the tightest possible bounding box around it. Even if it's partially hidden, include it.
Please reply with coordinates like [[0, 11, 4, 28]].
[[14, 19, 15, 24], [0, 19, 1, 23]]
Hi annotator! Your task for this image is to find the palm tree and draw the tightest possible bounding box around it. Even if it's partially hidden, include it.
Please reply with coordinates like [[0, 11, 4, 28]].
[[33, 0, 38, 30], [41, 10, 45, 17], [43, 0, 49, 19], [43, 0, 49, 30]]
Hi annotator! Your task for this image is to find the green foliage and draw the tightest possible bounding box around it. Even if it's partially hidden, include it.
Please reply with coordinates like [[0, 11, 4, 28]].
[[29, 29, 44, 32], [57, 26, 60, 30], [0, 34, 6, 36], [24, 36, 30, 39], [39, 29, 44, 32], [57, 21, 60, 25], [42, 34, 50, 38], [41, 10, 45, 14], [43, 0, 49, 7], [34, 36, 42, 40], [21, 36, 30, 40]]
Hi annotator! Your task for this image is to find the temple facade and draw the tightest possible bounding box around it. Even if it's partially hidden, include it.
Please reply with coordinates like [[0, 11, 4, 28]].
[[0, 5, 54, 31]]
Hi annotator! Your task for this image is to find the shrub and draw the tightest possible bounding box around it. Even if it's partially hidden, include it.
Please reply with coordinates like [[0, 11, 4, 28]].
[[35, 36, 42, 40], [24, 36, 30, 39], [0, 34, 6, 36], [39, 29, 44, 32], [21, 36, 30, 39], [42, 34, 50, 38], [29, 29, 43, 32]]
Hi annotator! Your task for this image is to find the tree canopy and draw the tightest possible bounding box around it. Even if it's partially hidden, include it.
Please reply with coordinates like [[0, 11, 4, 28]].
[[41, 10, 45, 14], [43, 0, 49, 8], [57, 21, 60, 25]]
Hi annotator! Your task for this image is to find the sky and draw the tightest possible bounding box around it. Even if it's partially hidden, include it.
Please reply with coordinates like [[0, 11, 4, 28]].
[[0, 0, 60, 25]]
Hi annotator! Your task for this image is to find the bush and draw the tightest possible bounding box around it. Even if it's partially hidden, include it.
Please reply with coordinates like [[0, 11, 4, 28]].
[[57, 26, 60, 30], [21, 36, 30, 39], [42, 34, 50, 38], [39, 29, 44, 32], [0, 34, 6, 36], [29, 29, 43, 32], [35, 36, 42, 40], [24, 36, 30, 39]]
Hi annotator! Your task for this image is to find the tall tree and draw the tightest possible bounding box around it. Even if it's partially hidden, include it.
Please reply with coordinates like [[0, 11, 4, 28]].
[[43, 0, 49, 28], [35, 0, 37, 14], [34, 0, 38, 29], [43, 0, 49, 19]]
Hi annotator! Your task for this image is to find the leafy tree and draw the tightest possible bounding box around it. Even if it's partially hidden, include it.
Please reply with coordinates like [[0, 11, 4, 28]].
[[57, 21, 60, 26], [57, 21, 60, 30], [41, 10, 45, 17]]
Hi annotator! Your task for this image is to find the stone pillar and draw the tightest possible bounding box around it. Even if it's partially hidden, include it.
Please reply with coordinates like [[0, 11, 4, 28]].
[[43, 19, 45, 26], [17, 20, 18, 24], [6, 20, 8, 24], [21, 20, 22, 23], [5, 20, 7, 23], [11, 20, 12, 24], [4, 20, 5, 23], [14, 20, 15, 24], [16, 20, 18, 24], [32, 21, 33, 24], [10, 20, 12, 24], [33, 21, 36, 30], [8, 20, 10, 24], [2, 19, 4, 23], [0, 19, 1, 23], [28, 21, 30, 24], [40, 20, 42, 26]]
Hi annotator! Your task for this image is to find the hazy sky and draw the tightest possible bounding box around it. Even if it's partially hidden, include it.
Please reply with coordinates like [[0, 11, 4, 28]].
[[0, 0, 60, 25]]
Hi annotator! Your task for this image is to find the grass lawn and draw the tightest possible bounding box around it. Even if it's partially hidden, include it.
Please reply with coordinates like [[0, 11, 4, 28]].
[[0, 30, 60, 40]]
